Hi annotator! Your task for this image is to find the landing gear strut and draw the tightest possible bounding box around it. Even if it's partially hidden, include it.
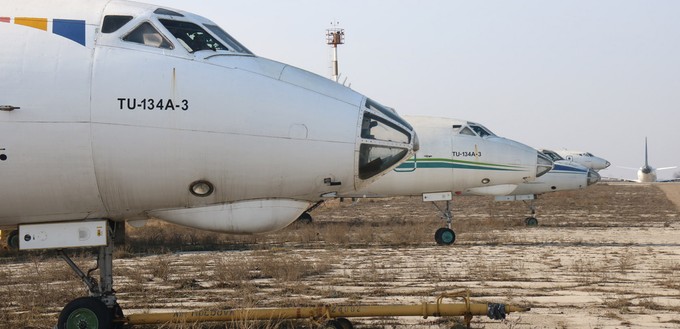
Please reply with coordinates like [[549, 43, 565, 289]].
[[432, 200, 456, 245], [523, 197, 539, 227], [296, 200, 325, 224], [56, 221, 123, 329]]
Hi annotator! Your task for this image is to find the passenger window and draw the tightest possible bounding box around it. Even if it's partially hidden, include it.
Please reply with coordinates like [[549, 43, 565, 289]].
[[102, 15, 133, 33], [123, 22, 173, 49], [159, 19, 227, 53]]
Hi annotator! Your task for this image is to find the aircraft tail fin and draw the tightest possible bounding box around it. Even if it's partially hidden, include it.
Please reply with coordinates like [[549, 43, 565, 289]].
[[644, 137, 649, 168]]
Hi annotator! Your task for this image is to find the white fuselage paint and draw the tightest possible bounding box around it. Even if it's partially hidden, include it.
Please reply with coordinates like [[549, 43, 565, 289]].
[[0, 0, 416, 233], [341, 116, 547, 198]]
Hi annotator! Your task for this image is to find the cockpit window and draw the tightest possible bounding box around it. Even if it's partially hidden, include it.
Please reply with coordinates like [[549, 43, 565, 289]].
[[123, 22, 174, 49], [361, 113, 410, 144], [204, 24, 252, 55], [154, 8, 184, 17], [541, 150, 564, 161], [102, 15, 133, 33], [359, 145, 409, 180], [459, 127, 476, 136], [159, 19, 227, 53], [365, 99, 413, 131], [469, 124, 495, 137]]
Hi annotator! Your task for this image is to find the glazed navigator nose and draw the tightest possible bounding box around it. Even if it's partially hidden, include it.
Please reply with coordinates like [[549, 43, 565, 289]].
[[536, 152, 553, 178], [587, 169, 601, 186]]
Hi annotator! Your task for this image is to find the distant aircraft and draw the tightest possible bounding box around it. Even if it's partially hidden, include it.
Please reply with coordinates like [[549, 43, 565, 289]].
[[0, 1, 417, 327], [331, 115, 554, 245], [469, 149, 601, 225], [554, 149, 610, 172], [632, 137, 677, 182]]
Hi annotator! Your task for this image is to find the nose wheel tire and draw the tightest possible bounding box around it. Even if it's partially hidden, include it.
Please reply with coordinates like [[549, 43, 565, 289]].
[[525, 217, 539, 226], [6, 230, 19, 250], [57, 297, 112, 329], [434, 227, 456, 245]]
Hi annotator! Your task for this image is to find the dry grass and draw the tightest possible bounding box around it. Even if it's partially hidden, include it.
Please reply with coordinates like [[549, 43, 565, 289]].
[[0, 183, 679, 328]]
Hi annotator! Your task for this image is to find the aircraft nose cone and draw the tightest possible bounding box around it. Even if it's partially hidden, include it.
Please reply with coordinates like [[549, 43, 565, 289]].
[[604, 161, 611, 168], [587, 169, 601, 186]]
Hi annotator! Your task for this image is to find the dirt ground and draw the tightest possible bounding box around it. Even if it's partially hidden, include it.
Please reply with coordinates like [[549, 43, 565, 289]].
[[1, 182, 680, 328]]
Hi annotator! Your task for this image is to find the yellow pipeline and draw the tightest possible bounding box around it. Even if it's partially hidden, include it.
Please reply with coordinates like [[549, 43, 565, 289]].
[[122, 291, 529, 325]]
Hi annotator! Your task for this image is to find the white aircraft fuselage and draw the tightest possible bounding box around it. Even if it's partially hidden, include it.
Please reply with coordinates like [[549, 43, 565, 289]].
[[555, 150, 610, 172], [494, 161, 599, 196], [0, 0, 417, 234], [343, 116, 553, 197]]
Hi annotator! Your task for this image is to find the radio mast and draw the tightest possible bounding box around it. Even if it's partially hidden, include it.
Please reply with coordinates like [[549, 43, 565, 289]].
[[326, 22, 345, 82]]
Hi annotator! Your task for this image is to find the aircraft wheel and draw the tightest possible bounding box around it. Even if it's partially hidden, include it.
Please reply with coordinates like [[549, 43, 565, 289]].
[[57, 297, 112, 329], [335, 317, 354, 329], [434, 228, 456, 245], [7, 230, 19, 250], [525, 217, 539, 227], [296, 212, 313, 224]]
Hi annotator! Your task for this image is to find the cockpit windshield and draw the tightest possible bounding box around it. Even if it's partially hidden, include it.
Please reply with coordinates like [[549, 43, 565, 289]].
[[204, 24, 252, 55], [541, 150, 564, 162], [452, 123, 494, 137], [468, 123, 495, 137], [159, 19, 227, 52]]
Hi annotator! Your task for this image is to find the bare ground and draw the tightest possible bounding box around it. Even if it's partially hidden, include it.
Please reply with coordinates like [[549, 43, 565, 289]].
[[1, 183, 680, 328]]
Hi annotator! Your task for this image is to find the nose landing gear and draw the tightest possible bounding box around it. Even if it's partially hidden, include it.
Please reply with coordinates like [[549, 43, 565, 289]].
[[424, 192, 456, 245], [523, 198, 539, 227]]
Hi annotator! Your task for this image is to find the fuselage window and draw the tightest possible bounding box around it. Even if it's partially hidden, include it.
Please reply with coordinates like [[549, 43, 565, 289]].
[[102, 15, 133, 33], [204, 24, 252, 55], [123, 22, 174, 49], [159, 19, 227, 53]]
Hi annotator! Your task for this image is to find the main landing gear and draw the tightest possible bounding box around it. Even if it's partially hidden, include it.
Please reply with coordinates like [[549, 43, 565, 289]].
[[432, 200, 456, 245], [295, 200, 327, 224], [56, 221, 123, 329]]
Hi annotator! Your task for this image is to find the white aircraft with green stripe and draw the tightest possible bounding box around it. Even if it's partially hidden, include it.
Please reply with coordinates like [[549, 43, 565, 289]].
[[0, 1, 418, 327], [333, 115, 553, 245]]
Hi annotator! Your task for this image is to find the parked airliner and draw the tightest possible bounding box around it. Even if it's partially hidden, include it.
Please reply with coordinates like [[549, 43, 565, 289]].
[[469, 149, 601, 225], [0, 1, 417, 327], [554, 149, 610, 172], [632, 137, 676, 182], [332, 115, 554, 245]]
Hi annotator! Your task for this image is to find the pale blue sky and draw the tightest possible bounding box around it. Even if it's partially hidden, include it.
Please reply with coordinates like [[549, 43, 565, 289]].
[[152, 0, 680, 180]]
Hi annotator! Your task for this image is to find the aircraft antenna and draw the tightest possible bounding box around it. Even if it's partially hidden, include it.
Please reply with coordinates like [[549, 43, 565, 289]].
[[326, 21, 345, 82]]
